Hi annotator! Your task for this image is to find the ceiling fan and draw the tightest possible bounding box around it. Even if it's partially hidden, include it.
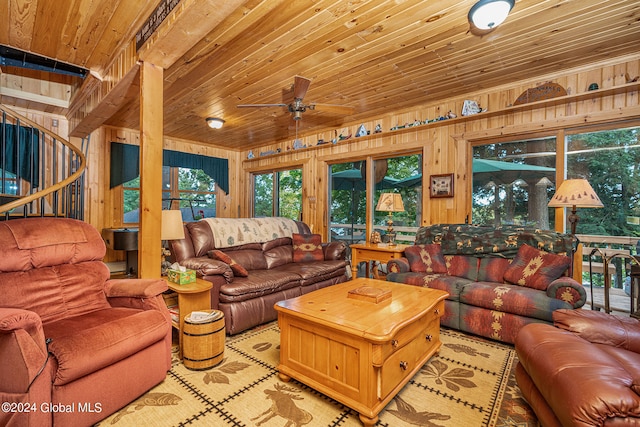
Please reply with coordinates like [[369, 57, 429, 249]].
[[237, 76, 354, 120]]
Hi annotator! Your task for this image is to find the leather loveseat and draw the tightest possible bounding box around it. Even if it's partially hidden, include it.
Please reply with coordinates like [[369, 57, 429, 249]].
[[515, 309, 640, 426], [170, 217, 348, 334], [386, 224, 587, 343], [0, 217, 172, 427]]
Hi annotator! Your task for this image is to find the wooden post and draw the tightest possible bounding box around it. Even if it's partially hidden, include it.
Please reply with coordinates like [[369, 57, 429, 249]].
[[138, 61, 163, 279]]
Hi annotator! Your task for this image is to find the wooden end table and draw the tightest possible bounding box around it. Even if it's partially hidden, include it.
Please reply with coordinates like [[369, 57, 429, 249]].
[[166, 278, 212, 359], [275, 278, 448, 426], [350, 242, 408, 279]]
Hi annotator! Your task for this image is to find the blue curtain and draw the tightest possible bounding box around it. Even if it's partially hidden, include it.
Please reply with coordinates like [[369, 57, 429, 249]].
[[0, 124, 40, 188], [110, 142, 229, 193]]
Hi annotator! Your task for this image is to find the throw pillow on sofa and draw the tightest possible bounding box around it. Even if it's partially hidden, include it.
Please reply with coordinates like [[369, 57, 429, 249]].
[[292, 233, 324, 262], [208, 249, 249, 277], [404, 244, 447, 274], [503, 244, 570, 290]]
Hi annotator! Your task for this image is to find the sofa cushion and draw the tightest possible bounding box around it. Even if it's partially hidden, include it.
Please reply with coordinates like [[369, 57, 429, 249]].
[[459, 281, 573, 321], [218, 270, 301, 303], [292, 233, 324, 262], [445, 255, 478, 280], [404, 244, 447, 273], [503, 244, 570, 290], [477, 257, 512, 282], [208, 250, 249, 277], [43, 308, 169, 385], [218, 248, 267, 271], [264, 245, 293, 269], [279, 260, 348, 286]]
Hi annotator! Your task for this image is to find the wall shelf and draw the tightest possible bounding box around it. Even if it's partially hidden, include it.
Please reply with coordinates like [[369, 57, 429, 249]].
[[242, 81, 639, 164]]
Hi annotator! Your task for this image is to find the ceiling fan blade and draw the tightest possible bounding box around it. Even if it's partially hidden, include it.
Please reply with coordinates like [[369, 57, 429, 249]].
[[309, 103, 355, 115], [237, 103, 287, 108], [293, 76, 311, 100]]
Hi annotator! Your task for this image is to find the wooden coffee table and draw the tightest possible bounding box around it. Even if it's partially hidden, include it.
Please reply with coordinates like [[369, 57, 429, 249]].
[[274, 278, 448, 426]]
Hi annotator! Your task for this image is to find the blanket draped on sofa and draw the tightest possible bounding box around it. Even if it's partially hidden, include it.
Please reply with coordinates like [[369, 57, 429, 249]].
[[203, 217, 299, 248]]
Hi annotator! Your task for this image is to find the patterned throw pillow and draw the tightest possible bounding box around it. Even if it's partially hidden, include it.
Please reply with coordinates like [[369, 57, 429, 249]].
[[292, 233, 324, 262], [208, 249, 249, 277], [503, 244, 570, 290], [404, 244, 447, 274]]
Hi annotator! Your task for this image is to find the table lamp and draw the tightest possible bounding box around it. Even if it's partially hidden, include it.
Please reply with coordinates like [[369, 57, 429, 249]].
[[376, 193, 405, 245], [161, 209, 185, 274], [548, 179, 603, 235]]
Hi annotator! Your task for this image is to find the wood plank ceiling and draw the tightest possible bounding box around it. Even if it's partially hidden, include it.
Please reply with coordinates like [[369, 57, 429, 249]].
[[1, 0, 639, 150]]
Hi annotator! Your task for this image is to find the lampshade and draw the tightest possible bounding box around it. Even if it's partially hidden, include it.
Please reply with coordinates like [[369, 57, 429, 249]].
[[376, 193, 405, 212], [548, 179, 603, 209], [161, 210, 185, 241], [468, 0, 515, 30], [206, 117, 225, 129]]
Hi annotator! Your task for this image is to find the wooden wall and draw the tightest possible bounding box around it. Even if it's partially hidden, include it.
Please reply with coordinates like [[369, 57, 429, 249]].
[[239, 56, 640, 239], [8, 56, 639, 264]]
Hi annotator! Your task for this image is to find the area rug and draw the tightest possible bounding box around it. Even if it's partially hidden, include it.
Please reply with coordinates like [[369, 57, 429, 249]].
[[97, 324, 537, 426]]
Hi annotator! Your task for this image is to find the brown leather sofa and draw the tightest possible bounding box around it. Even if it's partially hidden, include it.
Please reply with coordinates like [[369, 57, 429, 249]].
[[515, 309, 640, 426], [0, 217, 172, 427], [170, 217, 348, 334]]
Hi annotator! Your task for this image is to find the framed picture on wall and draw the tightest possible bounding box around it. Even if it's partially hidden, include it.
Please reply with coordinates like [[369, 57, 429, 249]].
[[430, 173, 454, 198]]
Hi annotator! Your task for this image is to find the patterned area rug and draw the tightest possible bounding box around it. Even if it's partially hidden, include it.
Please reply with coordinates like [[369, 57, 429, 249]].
[[97, 324, 537, 426]]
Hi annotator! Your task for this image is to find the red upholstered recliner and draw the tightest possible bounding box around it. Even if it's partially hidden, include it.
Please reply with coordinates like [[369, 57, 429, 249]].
[[515, 309, 640, 426], [0, 218, 172, 427]]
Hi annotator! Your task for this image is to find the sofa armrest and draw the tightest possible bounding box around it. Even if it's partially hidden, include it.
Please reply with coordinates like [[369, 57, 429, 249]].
[[0, 308, 49, 393], [180, 256, 233, 282], [387, 257, 411, 274], [546, 277, 587, 308], [553, 309, 640, 353], [322, 241, 347, 260], [105, 278, 167, 298]]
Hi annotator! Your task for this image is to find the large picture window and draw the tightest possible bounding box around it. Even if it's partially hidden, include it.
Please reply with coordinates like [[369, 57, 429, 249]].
[[252, 168, 302, 220], [123, 166, 217, 223], [472, 137, 556, 228]]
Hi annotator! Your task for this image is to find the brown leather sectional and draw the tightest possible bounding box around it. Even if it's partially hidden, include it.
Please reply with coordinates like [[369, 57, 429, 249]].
[[170, 218, 349, 334], [515, 309, 640, 426]]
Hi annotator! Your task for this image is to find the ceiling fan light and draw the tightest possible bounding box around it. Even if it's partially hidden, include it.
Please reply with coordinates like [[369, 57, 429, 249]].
[[293, 110, 303, 120], [206, 117, 225, 129], [469, 0, 514, 30]]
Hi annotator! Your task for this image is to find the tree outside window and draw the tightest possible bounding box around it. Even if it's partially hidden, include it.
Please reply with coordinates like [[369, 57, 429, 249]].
[[123, 166, 216, 223], [253, 168, 302, 219]]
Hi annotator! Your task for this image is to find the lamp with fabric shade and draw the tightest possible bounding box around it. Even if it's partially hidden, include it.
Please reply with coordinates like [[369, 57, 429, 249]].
[[548, 179, 603, 235], [161, 210, 185, 274], [376, 193, 405, 245]]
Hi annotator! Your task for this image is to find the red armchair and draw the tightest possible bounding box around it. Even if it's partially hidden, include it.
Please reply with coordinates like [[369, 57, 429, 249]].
[[0, 217, 172, 427], [515, 309, 640, 426]]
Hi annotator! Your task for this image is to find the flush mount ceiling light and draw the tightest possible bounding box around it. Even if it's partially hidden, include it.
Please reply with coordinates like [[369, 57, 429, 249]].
[[206, 117, 225, 129], [468, 0, 515, 30]]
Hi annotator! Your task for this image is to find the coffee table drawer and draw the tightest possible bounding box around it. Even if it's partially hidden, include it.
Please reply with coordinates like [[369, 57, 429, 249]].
[[379, 318, 441, 398], [373, 299, 445, 366]]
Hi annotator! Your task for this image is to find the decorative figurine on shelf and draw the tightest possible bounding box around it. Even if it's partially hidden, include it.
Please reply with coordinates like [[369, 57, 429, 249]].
[[462, 100, 484, 116], [447, 110, 457, 119], [356, 124, 367, 137], [293, 139, 304, 149], [247, 150, 255, 159], [374, 124, 382, 133]]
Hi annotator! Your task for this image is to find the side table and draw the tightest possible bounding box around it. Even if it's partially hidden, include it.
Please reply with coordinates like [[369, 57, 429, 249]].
[[350, 243, 408, 279], [166, 278, 213, 359]]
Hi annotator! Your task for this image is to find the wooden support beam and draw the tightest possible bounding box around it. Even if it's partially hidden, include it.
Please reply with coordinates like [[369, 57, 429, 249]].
[[138, 61, 164, 279]]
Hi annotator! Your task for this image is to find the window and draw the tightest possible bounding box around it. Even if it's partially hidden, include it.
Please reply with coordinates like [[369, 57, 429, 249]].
[[252, 168, 302, 219], [472, 137, 556, 228], [329, 154, 421, 244], [123, 166, 217, 223], [566, 126, 640, 236]]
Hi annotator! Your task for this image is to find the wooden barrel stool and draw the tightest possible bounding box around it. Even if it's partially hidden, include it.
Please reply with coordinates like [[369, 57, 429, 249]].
[[182, 310, 225, 370]]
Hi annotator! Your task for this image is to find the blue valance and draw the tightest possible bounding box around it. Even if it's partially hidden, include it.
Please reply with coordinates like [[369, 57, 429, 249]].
[[110, 142, 229, 193]]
